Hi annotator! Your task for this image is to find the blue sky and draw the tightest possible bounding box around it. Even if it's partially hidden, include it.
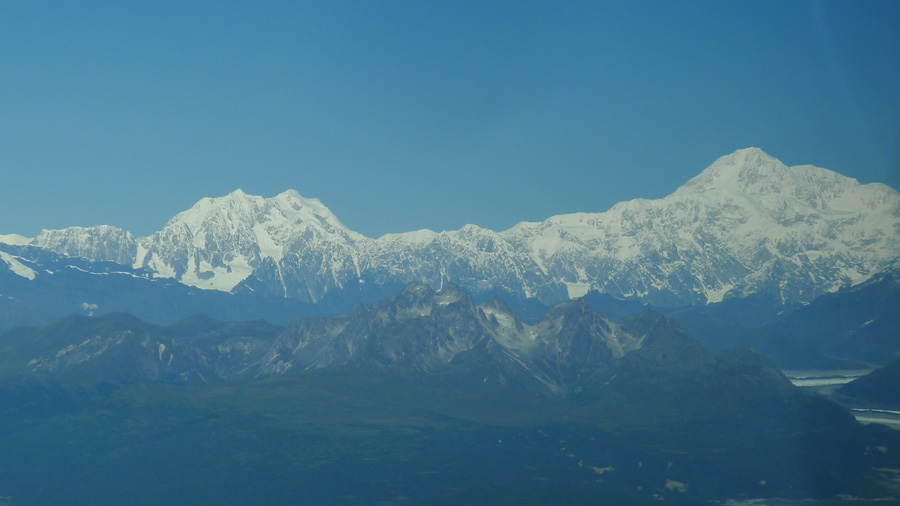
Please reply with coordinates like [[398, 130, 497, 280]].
[[2, 1, 898, 238]]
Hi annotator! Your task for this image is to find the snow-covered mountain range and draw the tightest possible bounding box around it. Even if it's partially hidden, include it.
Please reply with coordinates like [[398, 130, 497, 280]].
[[11, 148, 900, 307]]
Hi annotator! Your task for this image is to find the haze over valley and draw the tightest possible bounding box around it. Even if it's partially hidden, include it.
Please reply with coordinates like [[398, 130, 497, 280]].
[[3, 2, 900, 504]]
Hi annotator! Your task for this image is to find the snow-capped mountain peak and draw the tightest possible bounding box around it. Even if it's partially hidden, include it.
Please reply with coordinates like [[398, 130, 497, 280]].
[[166, 188, 352, 238], [675, 147, 862, 209], [498, 148, 900, 304], [134, 190, 366, 297]]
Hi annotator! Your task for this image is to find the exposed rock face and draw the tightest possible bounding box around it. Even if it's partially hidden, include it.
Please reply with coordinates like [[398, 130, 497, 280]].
[[0, 281, 800, 404], [257, 283, 714, 396]]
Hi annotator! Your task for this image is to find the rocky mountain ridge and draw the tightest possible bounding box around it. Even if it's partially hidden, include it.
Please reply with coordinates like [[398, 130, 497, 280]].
[[0, 283, 722, 397]]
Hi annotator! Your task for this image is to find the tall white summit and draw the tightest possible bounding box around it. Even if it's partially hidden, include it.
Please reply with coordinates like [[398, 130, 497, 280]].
[[17, 148, 900, 306], [133, 189, 367, 298], [497, 147, 900, 305]]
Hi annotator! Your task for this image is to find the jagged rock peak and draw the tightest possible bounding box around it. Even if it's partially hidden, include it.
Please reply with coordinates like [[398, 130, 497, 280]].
[[393, 281, 472, 308], [543, 296, 593, 319], [397, 282, 436, 299]]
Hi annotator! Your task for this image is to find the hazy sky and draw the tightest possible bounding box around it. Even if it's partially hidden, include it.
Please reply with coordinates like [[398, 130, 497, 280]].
[[2, 1, 899, 238]]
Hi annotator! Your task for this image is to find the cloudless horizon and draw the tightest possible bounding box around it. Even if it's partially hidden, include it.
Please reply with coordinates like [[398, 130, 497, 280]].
[[2, 1, 899, 239]]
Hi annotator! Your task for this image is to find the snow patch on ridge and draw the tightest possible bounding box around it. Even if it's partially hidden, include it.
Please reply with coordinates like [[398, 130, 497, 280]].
[[133, 244, 149, 269], [704, 283, 733, 304], [566, 282, 591, 298], [377, 229, 439, 246], [253, 223, 284, 262], [145, 253, 176, 279], [179, 255, 254, 292], [0, 234, 31, 246]]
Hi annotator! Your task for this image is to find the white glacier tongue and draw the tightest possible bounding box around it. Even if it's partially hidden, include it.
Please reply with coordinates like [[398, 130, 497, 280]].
[[0, 251, 37, 280]]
